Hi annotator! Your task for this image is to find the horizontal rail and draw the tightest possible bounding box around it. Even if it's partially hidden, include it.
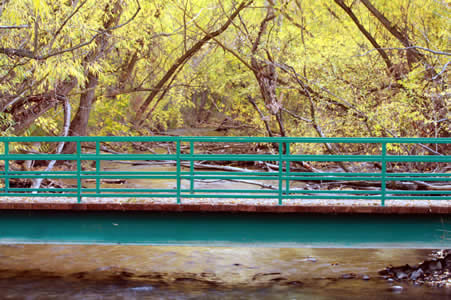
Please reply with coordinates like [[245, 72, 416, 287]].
[[1, 136, 450, 206], [0, 136, 450, 143]]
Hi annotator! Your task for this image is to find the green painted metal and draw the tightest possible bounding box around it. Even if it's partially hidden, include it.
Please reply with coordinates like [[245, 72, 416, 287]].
[[76, 141, 81, 203], [96, 141, 100, 195], [381, 143, 387, 206], [4, 141, 8, 195], [190, 141, 194, 194], [1, 136, 450, 205], [0, 210, 449, 248], [278, 142, 283, 205], [176, 140, 181, 204]]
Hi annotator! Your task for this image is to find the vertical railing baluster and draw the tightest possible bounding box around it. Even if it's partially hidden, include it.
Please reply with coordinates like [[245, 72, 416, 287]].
[[4, 141, 9, 195], [190, 141, 194, 194], [96, 141, 100, 197], [176, 140, 181, 204], [285, 142, 290, 201], [278, 142, 283, 205], [381, 142, 387, 206], [77, 141, 82, 203]]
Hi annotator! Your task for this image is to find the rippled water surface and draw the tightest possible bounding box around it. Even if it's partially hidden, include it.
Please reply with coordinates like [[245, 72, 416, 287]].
[[0, 245, 449, 299]]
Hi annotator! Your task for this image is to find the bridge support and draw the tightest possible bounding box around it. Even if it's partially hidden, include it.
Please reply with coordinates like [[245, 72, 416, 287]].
[[0, 204, 449, 248]]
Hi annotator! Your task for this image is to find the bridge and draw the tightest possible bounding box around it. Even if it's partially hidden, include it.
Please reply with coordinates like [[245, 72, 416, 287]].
[[0, 136, 450, 248]]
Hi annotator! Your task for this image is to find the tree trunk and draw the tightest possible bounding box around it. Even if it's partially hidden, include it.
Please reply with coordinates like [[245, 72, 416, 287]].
[[62, 72, 98, 154], [359, 0, 425, 67]]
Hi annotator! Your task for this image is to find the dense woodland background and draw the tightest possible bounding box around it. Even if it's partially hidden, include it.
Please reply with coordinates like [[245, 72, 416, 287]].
[[0, 0, 449, 154]]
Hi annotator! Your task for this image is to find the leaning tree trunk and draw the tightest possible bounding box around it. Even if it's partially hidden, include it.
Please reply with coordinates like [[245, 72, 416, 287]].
[[62, 72, 98, 154], [62, 1, 123, 154]]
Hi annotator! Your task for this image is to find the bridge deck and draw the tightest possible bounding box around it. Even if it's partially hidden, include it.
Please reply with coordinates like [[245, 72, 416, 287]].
[[0, 202, 450, 214]]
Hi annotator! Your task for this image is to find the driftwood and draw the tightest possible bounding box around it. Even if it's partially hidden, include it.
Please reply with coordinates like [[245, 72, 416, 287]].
[[84, 178, 127, 184], [414, 181, 451, 190], [106, 160, 449, 191], [198, 178, 278, 190]]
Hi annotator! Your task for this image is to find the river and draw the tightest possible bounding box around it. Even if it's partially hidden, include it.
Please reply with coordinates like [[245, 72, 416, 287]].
[[0, 245, 449, 299]]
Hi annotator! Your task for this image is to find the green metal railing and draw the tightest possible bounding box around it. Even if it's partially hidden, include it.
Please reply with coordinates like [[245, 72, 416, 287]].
[[0, 136, 450, 206]]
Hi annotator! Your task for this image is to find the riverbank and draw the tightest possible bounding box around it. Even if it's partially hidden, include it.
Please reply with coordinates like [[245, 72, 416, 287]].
[[380, 250, 451, 288]]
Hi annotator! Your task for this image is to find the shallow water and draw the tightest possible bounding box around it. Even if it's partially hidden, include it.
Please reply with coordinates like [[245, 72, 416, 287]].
[[0, 245, 449, 299]]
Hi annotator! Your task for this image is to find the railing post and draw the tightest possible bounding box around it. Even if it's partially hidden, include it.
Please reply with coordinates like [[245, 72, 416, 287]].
[[176, 140, 181, 204], [381, 142, 387, 206], [285, 142, 290, 198], [96, 141, 100, 197], [278, 142, 283, 205], [76, 141, 82, 203], [4, 141, 9, 194], [190, 141, 194, 194]]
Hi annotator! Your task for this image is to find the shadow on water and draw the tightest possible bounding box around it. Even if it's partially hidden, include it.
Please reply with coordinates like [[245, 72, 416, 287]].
[[0, 245, 449, 299]]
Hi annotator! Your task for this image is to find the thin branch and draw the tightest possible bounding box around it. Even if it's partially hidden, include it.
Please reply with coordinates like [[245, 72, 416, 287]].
[[193, 20, 255, 71], [48, 0, 88, 50], [281, 107, 312, 122], [358, 46, 451, 57], [107, 0, 141, 32], [0, 0, 141, 60], [247, 95, 274, 137], [0, 25, 30, 29], [334, 0, 393, 70], [432, 60, 450, 80]]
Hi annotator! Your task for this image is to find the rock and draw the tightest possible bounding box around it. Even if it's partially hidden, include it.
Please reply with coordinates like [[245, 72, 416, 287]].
[[409, 268, 424, 281], [390, 285, 403, 291], [362, 275, 370, 280], [444, 254, 451, 267], [428, 260, 443, 271], [395, 271, 408, 280], [285, 280, 303, 286], [130, 286, 154, 292], [378, 268, 390, 276], [341, 273, 356, 279]]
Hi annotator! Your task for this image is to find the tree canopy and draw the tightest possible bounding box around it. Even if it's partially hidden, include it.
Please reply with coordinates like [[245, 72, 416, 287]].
[[1, 0, 449, 151]]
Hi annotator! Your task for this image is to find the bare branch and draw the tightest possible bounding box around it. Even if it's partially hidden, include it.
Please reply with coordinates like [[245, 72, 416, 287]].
[[432, 60, 450, 80], [281, 107, 312, 122], [358, 46, 451, 57], [192, 20, 255, 71], [107, 0, 141, 31], [334, 0, 393, 70], [248, 95, 274, 137], [0, 25, 30, 29], [48, 0, 88, 50]]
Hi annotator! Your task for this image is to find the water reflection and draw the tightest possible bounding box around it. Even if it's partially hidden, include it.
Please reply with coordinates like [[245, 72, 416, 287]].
[[0, 245, 449, 299]]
